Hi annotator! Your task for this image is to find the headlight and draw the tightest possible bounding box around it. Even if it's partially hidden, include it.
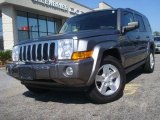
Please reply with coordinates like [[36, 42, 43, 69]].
[[58, 39, 74, 60], [12, 46, 19, 62]]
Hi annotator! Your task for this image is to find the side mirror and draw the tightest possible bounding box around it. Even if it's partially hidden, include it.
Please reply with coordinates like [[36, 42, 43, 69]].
[[122, 22, 139, 33]]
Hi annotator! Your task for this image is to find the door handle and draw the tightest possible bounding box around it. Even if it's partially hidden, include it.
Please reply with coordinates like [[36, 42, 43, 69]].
[[136, 36, 140, 39]]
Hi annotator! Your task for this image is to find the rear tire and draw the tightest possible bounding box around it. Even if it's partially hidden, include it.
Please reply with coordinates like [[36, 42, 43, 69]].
[[88, 56, 126, 104], [143, 51, 155, 73], [25, 85, 49, 94]]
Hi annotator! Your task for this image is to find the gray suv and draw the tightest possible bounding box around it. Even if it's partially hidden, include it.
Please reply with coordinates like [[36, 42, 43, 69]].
[[7, 8, 155, 103]]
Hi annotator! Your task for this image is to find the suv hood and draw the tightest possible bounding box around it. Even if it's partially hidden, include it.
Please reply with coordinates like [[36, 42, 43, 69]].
[[17, 29, 119, 45]]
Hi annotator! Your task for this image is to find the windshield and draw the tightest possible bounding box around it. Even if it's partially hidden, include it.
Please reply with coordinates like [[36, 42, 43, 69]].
[[60, 10, 117, 34], [154, 37, 160, 41]]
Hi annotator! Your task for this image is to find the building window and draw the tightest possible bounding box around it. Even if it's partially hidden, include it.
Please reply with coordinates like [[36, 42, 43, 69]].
[[38, 16, 47, 37], [55, 19, 62, 34], [47, 17, 55, 35], [17, 11, 29, 41], [0, 14, 4, 50], [28, 13, 39, 39], [0, 15, 2, 33], [17, 11, 62, 42]]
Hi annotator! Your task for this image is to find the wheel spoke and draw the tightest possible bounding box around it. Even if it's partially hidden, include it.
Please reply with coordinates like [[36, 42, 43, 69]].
[[108, 84, 117, 91], [100, 83, 108, 94], [109, 70, 119, 79], [96, 75, 105, 82], [103, 65, 110, 76]]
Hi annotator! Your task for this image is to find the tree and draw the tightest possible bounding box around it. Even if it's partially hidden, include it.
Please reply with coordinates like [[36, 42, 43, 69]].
[[0, 50, 12, 65], [153, 31, 160, 36]]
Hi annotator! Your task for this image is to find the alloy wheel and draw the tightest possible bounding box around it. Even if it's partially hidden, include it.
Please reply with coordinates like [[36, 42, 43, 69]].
[[150, 53, 155, 69], [95, 64, 120, 96]]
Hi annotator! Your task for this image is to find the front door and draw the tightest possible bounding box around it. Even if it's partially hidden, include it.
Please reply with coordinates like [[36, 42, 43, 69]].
[[119, 11, 140, 68]]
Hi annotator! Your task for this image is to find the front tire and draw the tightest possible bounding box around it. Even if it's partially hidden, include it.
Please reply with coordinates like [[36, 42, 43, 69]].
[[89, 56, 126, 104], [143, 51, 155, 73]]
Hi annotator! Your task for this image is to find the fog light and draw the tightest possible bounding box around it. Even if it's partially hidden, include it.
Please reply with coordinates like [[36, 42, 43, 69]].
[[66, 67, 73, 76]]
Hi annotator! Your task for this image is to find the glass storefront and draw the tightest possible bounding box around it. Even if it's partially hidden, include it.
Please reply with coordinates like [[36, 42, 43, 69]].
[[17, 11, 62, 41], [0, 14, 3, 50]]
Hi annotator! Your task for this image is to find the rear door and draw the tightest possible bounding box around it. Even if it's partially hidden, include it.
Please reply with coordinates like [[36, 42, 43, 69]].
[[134, 14, 148, 61], [143, 16, 153, 56]]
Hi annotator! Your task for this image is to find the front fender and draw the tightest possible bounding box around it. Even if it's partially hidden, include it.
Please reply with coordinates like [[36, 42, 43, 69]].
[[87, 41, 118, 86]]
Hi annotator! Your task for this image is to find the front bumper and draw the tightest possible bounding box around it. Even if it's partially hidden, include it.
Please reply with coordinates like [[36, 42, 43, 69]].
[[6, 58, 94, 87]]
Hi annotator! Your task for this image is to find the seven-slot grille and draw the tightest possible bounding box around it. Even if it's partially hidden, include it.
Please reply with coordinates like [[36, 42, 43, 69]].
[[19, 41, 56, 62]]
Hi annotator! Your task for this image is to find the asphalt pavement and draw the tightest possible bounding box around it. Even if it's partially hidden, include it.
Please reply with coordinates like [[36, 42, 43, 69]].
[[0, 55, 160, 120]]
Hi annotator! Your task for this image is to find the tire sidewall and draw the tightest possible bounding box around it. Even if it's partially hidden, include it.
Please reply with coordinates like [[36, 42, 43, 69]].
[[90, 56, 126, 103], [149, 52, 155, 71], [144, 51, 155, 73]]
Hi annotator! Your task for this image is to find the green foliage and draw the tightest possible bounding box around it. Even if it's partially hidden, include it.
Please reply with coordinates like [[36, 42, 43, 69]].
[[153, 31, 160, 36], [0, 50, 12, 65]]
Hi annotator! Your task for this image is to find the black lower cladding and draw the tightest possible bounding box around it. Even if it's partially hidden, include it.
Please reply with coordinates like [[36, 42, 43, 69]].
[[6, 58, 94, 87]]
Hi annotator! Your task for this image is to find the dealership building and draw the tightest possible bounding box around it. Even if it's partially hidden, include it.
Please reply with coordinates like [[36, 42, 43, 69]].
[[0, 0, 112, 50]]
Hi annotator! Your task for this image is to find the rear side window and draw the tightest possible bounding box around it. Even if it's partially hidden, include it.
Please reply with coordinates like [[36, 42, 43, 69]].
[[143, 17, 152, 32], [154, 37, 160, 41], [122, 12, 135, 26], [135, 14, 146, 32]]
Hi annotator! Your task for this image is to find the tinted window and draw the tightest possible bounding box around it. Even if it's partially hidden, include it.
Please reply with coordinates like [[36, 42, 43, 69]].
[[18, 31, 29, 41], [143, 17, 152, 32], [122, 12, 135, 26], [28, 13, 38, 32], [60, 10, 117, 34], [29, 32, 39, 39], [154, 37, 160, 41], [17, 11, 62, 41], [47, 18, 55, 34], [55, 19, 62, 33], [39, 32, 47, 37], [135, 15, 146, 32], [39, 16, 47, 32], [17, 11, 28, 30], [0, 15, 2, 33], [17, 11, 29, 41]]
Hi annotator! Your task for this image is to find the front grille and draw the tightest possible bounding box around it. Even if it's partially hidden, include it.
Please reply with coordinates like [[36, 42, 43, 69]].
[[19, 41, 56, 62]]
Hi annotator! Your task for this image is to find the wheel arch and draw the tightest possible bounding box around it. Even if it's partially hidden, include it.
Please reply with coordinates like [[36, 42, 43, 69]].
[[87, 41, 122, 86], [102, 48, 122, 63], [150, 43, 155, 52]]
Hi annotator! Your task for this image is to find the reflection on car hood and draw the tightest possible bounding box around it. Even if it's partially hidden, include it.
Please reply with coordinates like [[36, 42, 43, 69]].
[[17, 29, 119, 45]]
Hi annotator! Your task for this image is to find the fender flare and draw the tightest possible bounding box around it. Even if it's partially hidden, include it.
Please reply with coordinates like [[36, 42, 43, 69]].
[[87, 41, 120, 86]]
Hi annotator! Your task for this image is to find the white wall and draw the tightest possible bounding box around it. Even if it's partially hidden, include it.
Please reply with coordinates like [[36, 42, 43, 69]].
[[2, 5, 18, 50]]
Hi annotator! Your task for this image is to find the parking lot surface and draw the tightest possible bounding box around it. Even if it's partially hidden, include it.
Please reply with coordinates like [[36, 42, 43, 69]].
[[0, 55, 160, 120]]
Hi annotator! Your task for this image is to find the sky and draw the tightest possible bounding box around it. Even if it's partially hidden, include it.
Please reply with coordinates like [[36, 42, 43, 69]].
[[74, 0, 160, 32]]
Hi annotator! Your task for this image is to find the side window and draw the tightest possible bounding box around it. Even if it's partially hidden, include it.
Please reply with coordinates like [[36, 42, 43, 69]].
[[122, 12, 135, 26], [135, 14, 146, 32], [143, 17, 152, 32]]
